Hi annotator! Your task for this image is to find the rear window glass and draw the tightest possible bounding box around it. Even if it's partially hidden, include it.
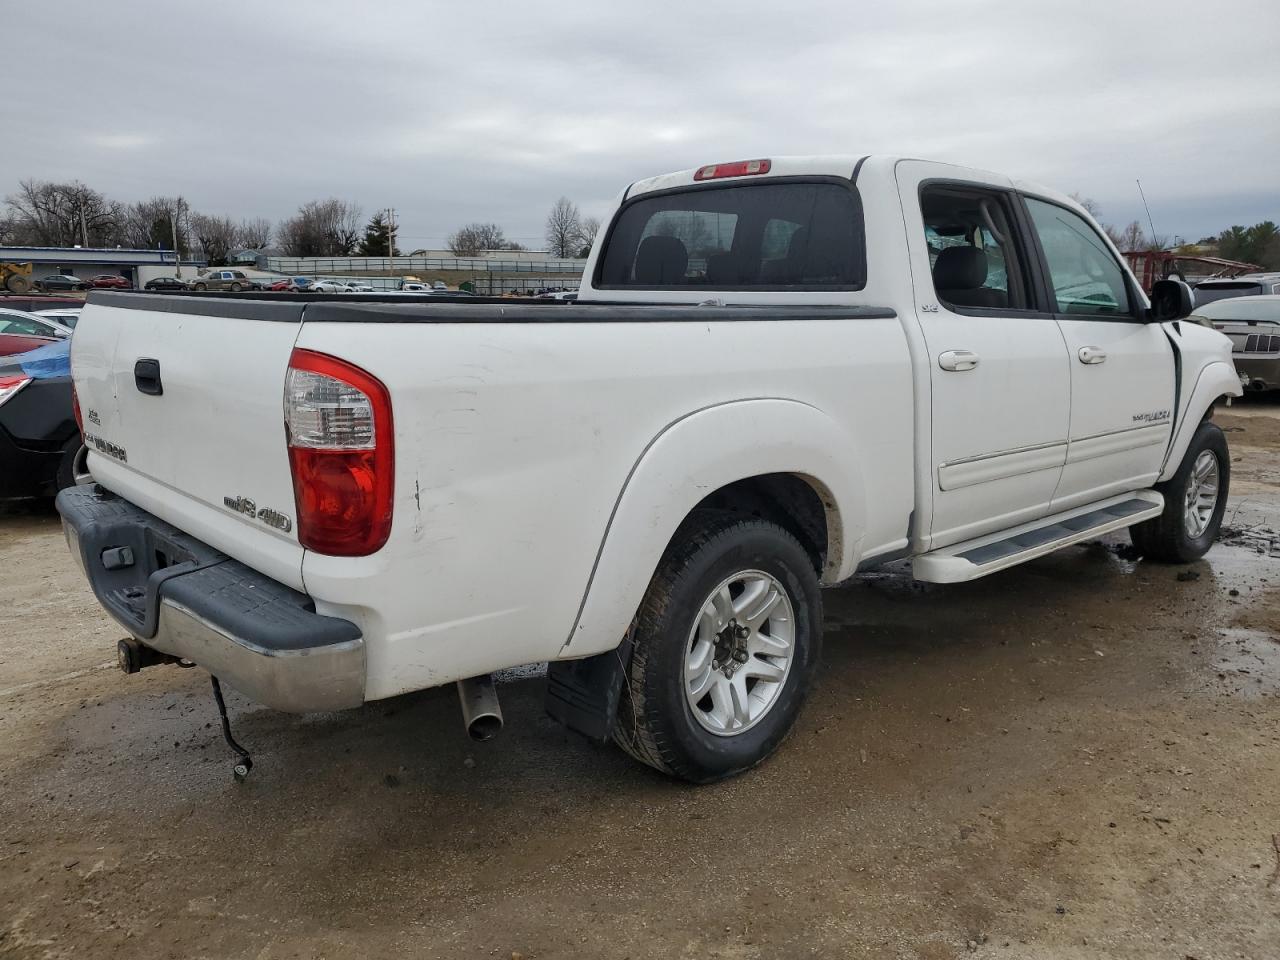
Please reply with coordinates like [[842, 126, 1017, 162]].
[[597, 181, 865, 289]]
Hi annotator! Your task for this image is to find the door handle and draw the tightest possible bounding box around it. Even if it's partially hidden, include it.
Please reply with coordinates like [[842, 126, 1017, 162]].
[[1078, 346, 1108, 365], [134, 358, 163, 396], [938, 349, 980, 372]]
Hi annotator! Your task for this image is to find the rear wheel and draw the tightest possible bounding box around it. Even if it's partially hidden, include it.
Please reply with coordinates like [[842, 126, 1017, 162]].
[[230, 282, 243, 291], [613, 512, 822, 783], [4, 273, 31, 294], [193, 283, 207, 291], [1130, 419, 1229, 562]]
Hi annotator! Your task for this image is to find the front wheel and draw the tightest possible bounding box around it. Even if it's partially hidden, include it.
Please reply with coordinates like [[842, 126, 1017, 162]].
[[1130, 419, 1229, 563], [613, 513, 822, 783]]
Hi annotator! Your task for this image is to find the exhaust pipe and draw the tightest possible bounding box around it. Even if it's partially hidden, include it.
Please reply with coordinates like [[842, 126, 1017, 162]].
[[456, 674, 503, 741]]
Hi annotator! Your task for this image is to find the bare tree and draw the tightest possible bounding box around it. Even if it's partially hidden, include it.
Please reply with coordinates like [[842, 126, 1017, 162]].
[[123, 196, 191, 255], [545, 197, 582, 258], [576, 216, 601, 257], [276, 199, 363, 257], [1069, 193, 1102, 219], [448, 222, 512, 256], [190, 214, 238, 265], [236, 217, 273, 250], [5, 179, 125, 247], [1111, 220, 1147, 252]]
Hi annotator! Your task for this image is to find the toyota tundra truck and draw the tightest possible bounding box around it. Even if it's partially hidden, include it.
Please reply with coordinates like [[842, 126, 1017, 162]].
[[56, 155, 1241, 783]]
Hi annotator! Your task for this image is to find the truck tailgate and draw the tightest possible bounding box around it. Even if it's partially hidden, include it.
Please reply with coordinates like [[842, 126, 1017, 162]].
[[73, 295, 307, 589]]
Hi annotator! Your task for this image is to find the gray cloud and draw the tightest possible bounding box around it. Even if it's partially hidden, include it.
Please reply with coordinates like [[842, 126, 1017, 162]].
[[7, 0, 1278, 247]]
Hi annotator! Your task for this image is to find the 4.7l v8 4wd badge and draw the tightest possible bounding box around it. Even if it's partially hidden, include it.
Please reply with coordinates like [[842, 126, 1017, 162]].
[[223, 495, 293, 533]]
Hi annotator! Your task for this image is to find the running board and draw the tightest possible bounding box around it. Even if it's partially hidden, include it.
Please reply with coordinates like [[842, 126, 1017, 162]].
[[913, 491, 1164, 583]]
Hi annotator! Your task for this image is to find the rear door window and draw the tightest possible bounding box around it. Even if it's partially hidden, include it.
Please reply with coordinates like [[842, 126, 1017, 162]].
[[597, 180, 865, 289]]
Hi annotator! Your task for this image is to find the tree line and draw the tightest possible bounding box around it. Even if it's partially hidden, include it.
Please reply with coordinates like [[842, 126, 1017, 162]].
[[1, 179, 603, 265], [1072, 194, 1279, 269]]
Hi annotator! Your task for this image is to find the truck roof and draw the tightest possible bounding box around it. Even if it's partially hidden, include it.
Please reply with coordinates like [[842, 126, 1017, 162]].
[[625, 154, 1077, 212]]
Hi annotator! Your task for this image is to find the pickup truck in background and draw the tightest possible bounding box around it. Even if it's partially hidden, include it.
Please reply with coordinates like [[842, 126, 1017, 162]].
[[57, 155, 1241, 783]]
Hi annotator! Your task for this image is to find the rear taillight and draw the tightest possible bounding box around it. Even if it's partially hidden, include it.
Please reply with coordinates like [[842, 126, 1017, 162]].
[[71, 382, 85, 438], [693, 158, 771, 181], [0, 375, 31, 409], [285, 349, 394, 556]]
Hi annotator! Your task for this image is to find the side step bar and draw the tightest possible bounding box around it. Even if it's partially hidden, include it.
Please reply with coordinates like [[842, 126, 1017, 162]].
[[913, 491, 1164, 583]]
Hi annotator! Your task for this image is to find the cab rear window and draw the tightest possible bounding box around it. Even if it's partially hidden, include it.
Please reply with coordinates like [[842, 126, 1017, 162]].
[[596, 180, 865, 289]]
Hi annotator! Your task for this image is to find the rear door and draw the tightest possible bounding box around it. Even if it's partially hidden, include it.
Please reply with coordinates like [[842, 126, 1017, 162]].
[[1020, 196, 1174, 509], [897, 161, 1072, 549], [72, 297, 307, 587]]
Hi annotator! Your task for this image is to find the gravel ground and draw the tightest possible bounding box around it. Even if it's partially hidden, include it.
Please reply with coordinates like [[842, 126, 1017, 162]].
[[1, 402, 1278, 959]]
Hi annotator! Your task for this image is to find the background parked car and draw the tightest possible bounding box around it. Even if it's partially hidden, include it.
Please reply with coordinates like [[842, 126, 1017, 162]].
[[89, 275, 131, 290], [288, 277, 315, 292], [0, 332, 57, 358], [0, 337, 87, 499], [0, 307, 73, 339], [190, 269, 253, 292], [34, 307, 83, 331], [309, 279, 354, 293], [35, 275, 90, 292], [1193, 272, 1280, 306], [1191, 294, 1280, 393], [267, 279, 292, 291], [143, 277, 189, 291], [345, 280, 374, 292], [0, 296, 82, 312]]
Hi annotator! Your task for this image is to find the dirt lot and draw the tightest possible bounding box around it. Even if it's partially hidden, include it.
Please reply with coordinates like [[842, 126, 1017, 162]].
[[2, 402, 1278, 960]]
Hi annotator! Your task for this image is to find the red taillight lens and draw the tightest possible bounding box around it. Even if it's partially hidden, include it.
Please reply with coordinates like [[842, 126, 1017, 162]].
[[284, 349, 394, 556], [693, 158, 771, 181], [71, 382, 85, 438], [0, 375, 31, 410]]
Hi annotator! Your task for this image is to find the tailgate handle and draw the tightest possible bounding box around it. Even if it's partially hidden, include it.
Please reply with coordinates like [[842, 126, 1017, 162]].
[[134, 358, 163, 396]]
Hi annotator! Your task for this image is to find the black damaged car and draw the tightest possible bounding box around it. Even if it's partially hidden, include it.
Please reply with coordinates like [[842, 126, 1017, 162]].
[[0, 338, 89, 499]]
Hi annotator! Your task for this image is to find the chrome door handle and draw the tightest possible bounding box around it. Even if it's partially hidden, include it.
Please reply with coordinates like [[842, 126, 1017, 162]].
[[1078, 346, 1108, 364], [938, 349, 980, 372]]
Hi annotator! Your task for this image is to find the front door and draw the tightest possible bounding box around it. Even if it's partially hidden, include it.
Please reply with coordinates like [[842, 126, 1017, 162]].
[[1020, 196, 1174, 509], [897, 161, 1072, 549]]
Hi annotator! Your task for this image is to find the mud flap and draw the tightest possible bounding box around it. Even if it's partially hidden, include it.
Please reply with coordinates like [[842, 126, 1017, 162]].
[[544, 632, 634, 744]]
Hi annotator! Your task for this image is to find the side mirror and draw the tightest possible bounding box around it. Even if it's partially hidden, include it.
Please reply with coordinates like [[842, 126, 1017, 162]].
[[1148, 278, 1193, 323]]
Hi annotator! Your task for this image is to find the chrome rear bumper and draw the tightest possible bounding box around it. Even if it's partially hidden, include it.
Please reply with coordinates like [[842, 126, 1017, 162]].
[[57, 485, 365, 713]]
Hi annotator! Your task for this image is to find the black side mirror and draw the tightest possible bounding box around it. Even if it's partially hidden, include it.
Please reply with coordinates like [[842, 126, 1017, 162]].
[[1148, 278, 1193, 323]]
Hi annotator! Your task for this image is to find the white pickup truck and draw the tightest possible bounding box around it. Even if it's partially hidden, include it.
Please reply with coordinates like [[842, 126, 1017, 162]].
[[58, 155, 1241, 783]]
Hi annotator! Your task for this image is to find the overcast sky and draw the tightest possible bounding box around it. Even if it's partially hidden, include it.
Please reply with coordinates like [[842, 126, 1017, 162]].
[[7, 0, 1278, 248]]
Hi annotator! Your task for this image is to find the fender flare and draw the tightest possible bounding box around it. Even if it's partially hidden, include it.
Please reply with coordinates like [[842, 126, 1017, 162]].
[[561, 397, 867, 658], [1160, 359, 1241, 482]]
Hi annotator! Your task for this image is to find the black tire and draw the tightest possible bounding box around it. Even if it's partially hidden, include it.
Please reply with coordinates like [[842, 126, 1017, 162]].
[[193, 283, 207, 291], [1130, 419, 1229, 563], [229, 282, 242, 291], [612, 512, 822, 783], [4, 273, 31, 294]]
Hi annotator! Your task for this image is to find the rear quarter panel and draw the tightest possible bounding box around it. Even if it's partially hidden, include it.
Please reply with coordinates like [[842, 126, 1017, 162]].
[[295, 316, 914, 700]]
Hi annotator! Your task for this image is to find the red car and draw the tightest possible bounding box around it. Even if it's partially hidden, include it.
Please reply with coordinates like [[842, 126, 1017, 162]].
[[267, 279, 292, 291], [90, 275, 132, 290], [0, 332, 57, 357]]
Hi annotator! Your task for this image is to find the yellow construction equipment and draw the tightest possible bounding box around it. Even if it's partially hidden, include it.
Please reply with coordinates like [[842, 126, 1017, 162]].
[[1, 261, 34, 295]]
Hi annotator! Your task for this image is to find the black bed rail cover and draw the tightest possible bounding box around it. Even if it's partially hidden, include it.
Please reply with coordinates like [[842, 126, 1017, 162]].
[[90, 290, 895, 325]]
